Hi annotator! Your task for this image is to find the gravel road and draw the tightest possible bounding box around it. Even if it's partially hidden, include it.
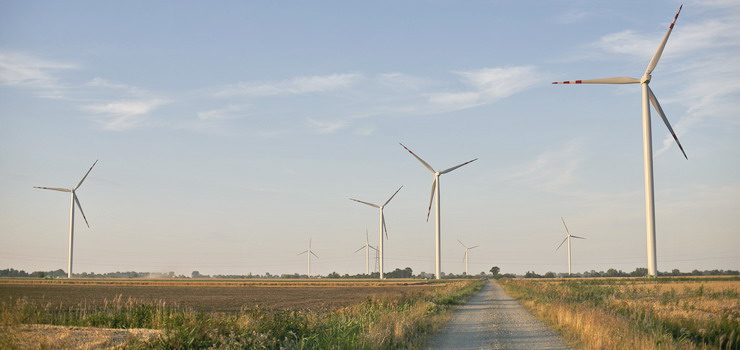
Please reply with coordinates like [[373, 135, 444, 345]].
[[427, 281, 571, 350]]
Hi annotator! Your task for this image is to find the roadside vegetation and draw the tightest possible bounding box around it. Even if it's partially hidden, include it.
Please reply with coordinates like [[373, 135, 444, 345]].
[[498, 277, 739, 350], [0, 279, 485, 349]]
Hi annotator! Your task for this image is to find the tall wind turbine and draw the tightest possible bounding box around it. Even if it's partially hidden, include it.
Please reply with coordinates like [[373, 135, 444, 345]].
[[34, 160, 98, 279], [552, 6, 687, 277], [400, 143, 477, 280], [298, 238, 319, 278], [556, 218, 586, 276], [354, 229, 377, 275], [350, 186, 402, 280], [458, 239, 479, 276]]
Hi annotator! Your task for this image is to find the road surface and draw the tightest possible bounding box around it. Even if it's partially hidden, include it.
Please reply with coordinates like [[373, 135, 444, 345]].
[[427, 281, 571, 350]]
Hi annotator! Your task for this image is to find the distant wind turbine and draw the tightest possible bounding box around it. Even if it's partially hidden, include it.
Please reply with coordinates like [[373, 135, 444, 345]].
[[552, 6, 687, 277], [400, 143, 477, 280], [34, 160, 98, 279], [354, 229, 377, 275], [458, 239, 479, 276], [350, 186, 402, 279], [298, 238, 319, 278], [556, 218, 586, 276]]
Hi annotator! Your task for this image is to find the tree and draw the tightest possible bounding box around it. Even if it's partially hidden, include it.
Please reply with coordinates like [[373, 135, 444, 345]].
[[490, 266, 500, 278], [191, 271, 201, 278]]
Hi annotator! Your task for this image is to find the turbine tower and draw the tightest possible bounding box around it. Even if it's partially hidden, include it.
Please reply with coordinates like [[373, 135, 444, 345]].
[[458, 239, 479, 276], [34, 160, 98, 279], [552, 6, 687, 277], [298, 238, 319, 278], [350, 186, 402, 279], [354, 229, 377, 275], [400, 143, 477, 280], [556, 218, 586, 276]]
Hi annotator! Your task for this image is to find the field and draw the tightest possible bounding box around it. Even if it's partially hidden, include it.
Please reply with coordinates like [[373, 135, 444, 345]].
[[498, 277, 739, 350], [0, 279, 439, 312], [0, 278, 485, 349]]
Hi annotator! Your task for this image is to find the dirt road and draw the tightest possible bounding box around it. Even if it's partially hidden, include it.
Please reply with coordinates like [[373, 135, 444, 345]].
[[427, 281, 571, 350]]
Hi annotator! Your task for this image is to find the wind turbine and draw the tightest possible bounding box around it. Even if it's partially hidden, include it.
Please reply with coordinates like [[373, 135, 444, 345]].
[[34, 160, 98, 279], [458, 239, 479, 276], [552, 6, 687, 277], [297, 238, 319, 278], [354, 229, 377, 275], [400, 143, 477, 280], [350, 186, 402, 280], [556, 218, 586, 276]]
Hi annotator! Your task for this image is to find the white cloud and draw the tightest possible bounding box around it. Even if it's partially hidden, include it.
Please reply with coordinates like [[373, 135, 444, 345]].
[[428, 66, 543, 111], [306, 117, 348, 134], [197, 104, 248, 120], [504, 139, 588, 194], [556, 9, 590, 24], [0, 52, 76, 89], [85, 99, 170, 131], [214, 73, 363, 97]]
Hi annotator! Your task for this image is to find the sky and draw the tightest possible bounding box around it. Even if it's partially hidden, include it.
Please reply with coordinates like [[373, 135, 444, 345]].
[[1, 0, 738, 277]]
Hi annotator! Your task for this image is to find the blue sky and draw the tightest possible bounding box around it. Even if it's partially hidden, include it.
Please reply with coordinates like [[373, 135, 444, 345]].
[[1, 0, 738, 276]]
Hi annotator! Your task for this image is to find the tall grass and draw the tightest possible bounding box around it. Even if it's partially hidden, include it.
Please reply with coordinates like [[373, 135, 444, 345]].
[[499, 278, 739, 350], [1, 280, 484, 349]]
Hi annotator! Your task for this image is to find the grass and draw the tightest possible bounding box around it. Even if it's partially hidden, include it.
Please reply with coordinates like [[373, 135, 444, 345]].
[[1, 279, 485, 349], [498, 277, 739, 350]]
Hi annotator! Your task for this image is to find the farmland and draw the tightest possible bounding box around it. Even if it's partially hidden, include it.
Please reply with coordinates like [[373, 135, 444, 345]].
[[0, 278, 485, 349], [498, 277, 739, 350]]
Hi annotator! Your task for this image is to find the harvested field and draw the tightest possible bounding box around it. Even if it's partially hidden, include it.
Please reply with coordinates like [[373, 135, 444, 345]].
[[0, 279, 441, 312]]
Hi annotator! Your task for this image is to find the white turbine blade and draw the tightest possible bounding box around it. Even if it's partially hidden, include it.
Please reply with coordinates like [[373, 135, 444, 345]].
[[426, 178, 437, 222], [470, 245, 480, 249], [561, 217, 571, 236], [365, 229, 369, 244], [457, 239, 467, 248], [552, 77, 640, 84], [298, 250, 308, 255], [73, 194, 90, 228], [571, 235, 586, 240], [645, 5, 683, 75], [311, 251, 319, 259], [350, 198, 380, 208], [382, 214, 388, 239], [400, 143, 436, 174], [382, 185, 403, 207], [440, 158, 477, 175], [34, 186, 72, 193], [354, 246, 366, 254], [648, 86, 688, 159], [369, 245, 378, 251], [556, 236, 568, 251], [75, 160, 98, 190]]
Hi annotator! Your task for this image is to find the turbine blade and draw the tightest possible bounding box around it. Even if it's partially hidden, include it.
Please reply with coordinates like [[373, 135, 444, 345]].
[[382, 214, 388, 239], [73, 194, 90, 228], [354, 246, 366, 253], [311, 251, 319, 259], [561, 217, 571, 236], [572, 235, 586, 240], [350, 198, 380, 208], [399, 143, 436, 174], [382, 185, 403, 207], [298, 251, 308, 255], [75, 160, 98, 190], [556, 236, 568, 251], [470, 245, 480, 249], [552, 77, 640, 84], [458, 239, 466, 248], [34, 187, 72, 193], [366, 229, 369, 244], [463, 251, 467, 262], [440, 158, 477, 174], [648, 86, 688, 159], [426, 178, 437, 222], [645, 5, 682, 75], [369, 245, 378, 251]]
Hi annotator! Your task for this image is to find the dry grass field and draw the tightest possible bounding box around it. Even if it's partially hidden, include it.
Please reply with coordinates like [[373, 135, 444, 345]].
[[0, 278, 484, 349], [499, 277, 739, 350]]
